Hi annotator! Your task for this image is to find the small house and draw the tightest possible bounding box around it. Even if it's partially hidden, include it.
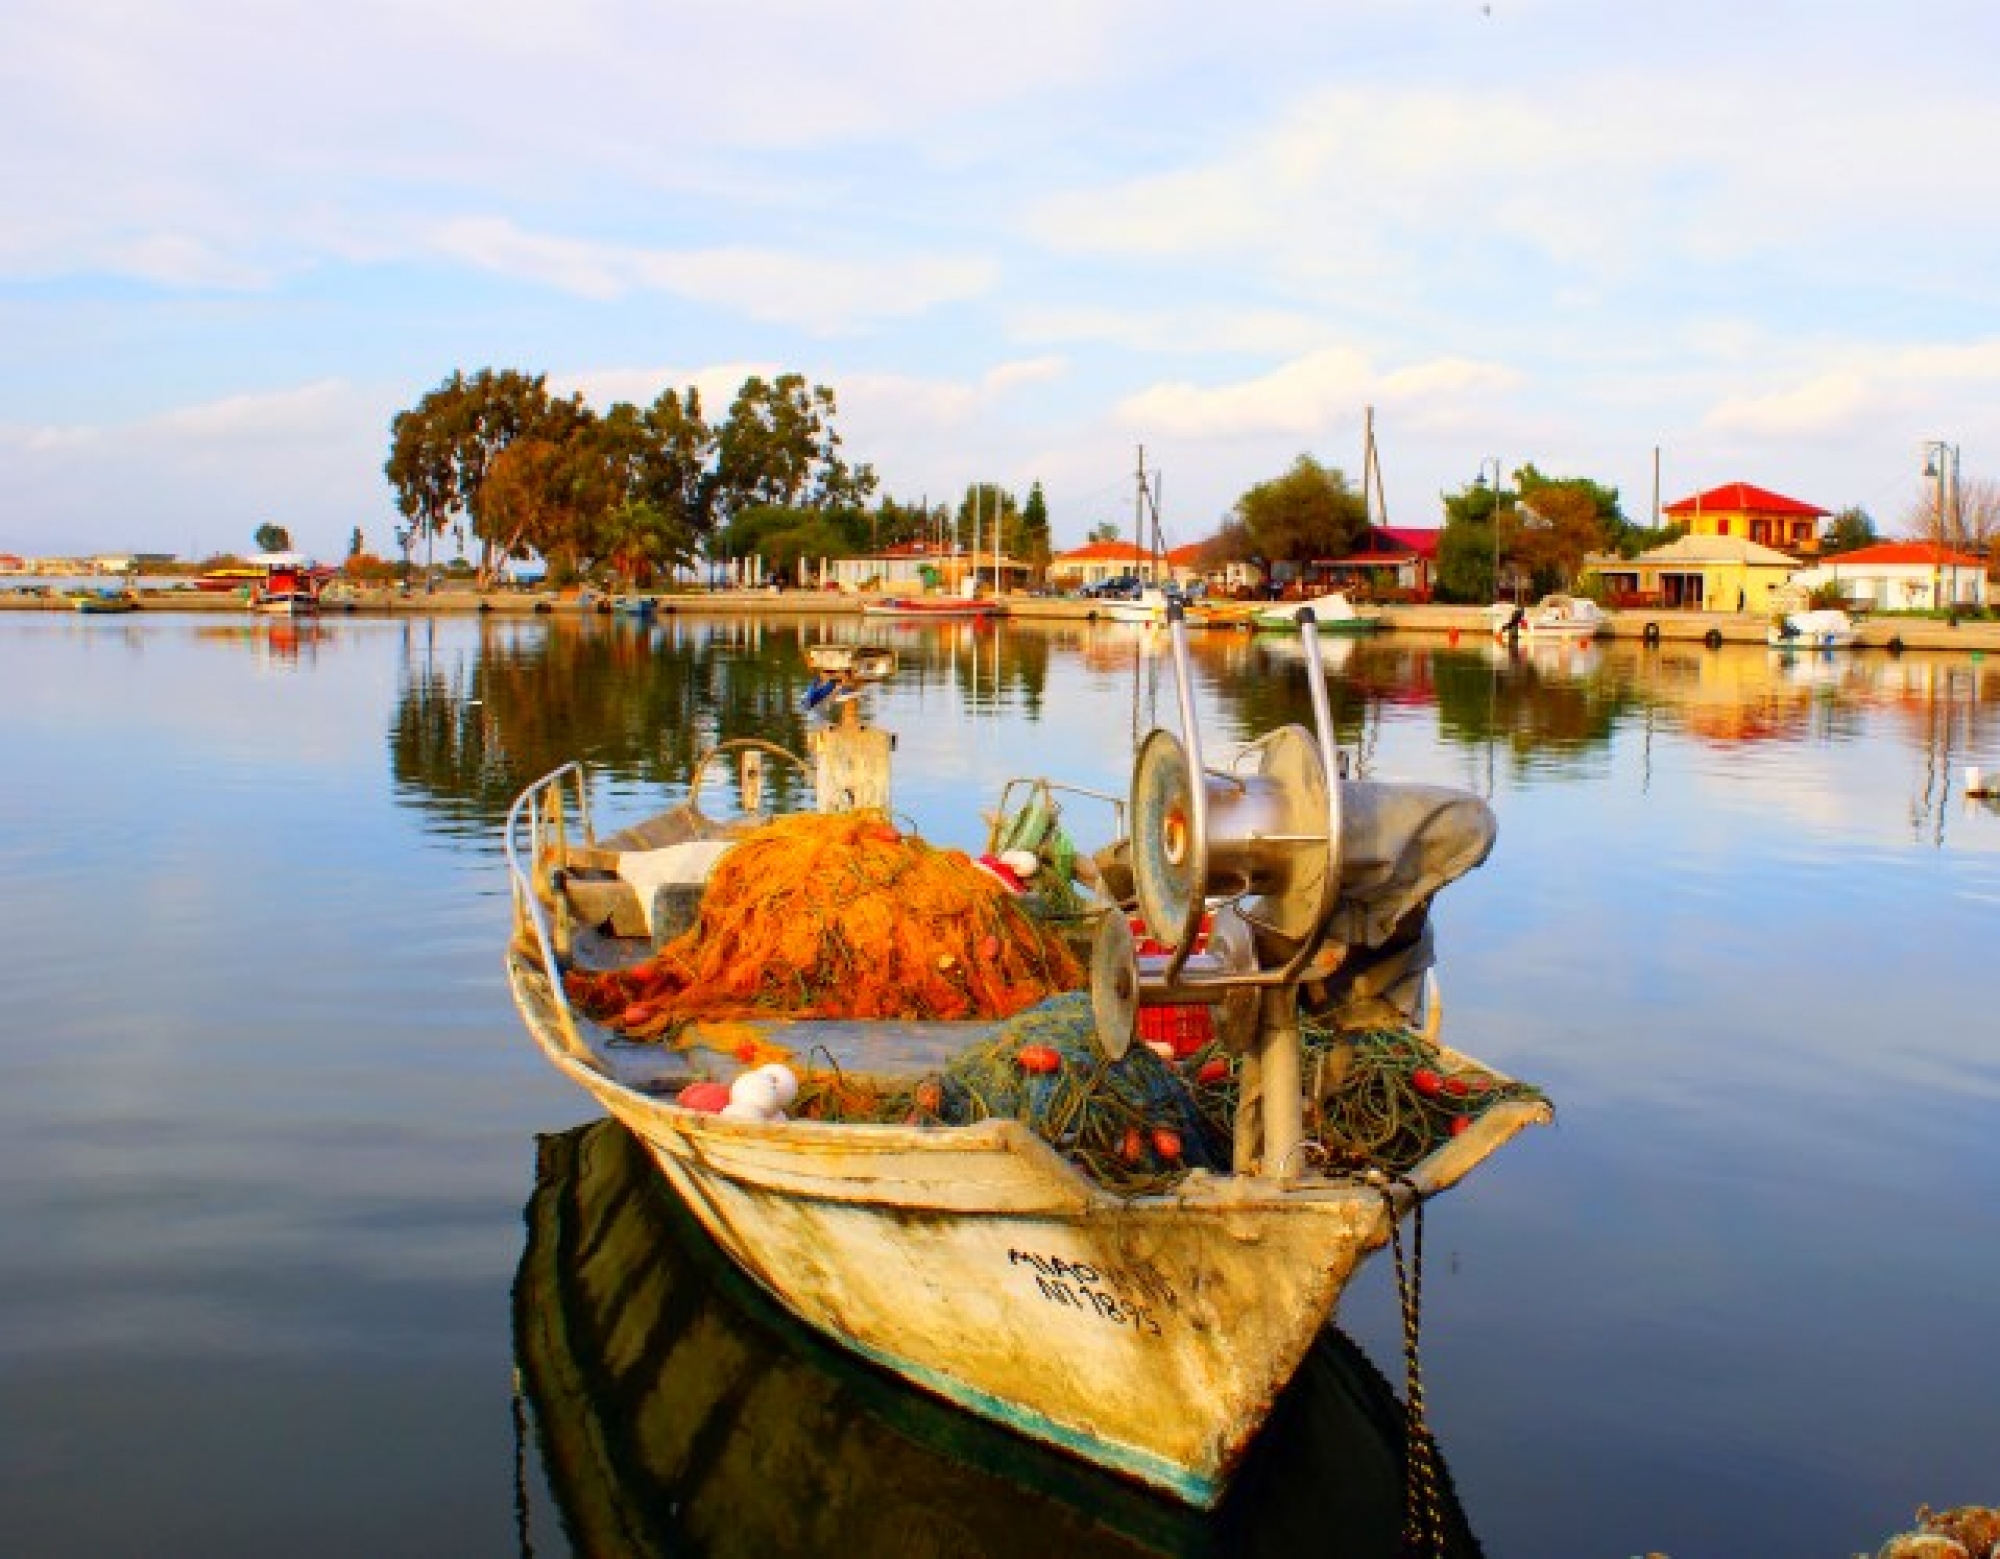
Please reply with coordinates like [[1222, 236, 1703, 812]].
[[1585, 533, 1801, 612], [1047, 541, 1155, 592], [1790, 542, 1989, 612]]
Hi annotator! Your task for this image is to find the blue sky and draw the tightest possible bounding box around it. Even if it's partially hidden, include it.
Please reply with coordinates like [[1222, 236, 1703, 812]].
[[3, 0, 1996, 563]]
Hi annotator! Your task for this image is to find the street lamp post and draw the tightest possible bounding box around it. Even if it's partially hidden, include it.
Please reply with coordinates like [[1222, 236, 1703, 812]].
[[1923, 440, 1960, 621], [1479, 457, 1504, 602]]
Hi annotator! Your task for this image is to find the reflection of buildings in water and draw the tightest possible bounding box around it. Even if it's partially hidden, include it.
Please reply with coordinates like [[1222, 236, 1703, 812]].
[[1627, 644, 1999, 842], [258, 620, 323, 667], [188, 620, 328, 669], [1479, 636, 1605, 679], [514, 1120, 1482, 1559], [1629, 645, 1822, 747], [1247, 633, 1359, 675]]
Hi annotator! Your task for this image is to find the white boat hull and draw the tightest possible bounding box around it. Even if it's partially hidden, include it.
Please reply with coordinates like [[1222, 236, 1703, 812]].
[[506, 952, 1547, 1505], [1101, 591, 1213, 629], [253, 593, 318, 618], [1768, 610, 1857, 649], [1489, 596, 1606, 642]]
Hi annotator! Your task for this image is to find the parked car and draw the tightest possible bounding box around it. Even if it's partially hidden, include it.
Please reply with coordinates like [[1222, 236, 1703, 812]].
[[1081, 575, 1142, 600]]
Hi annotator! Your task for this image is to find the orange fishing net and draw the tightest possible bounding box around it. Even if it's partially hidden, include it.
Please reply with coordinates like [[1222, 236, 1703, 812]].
[[564, 810, 1085, 1039]]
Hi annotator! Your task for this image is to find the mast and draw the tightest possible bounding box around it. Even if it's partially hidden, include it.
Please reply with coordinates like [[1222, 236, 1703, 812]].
[[1362, 405, 1389, 529], [1135, 446, 1148, 584], [1136, 444, 1166, 586]]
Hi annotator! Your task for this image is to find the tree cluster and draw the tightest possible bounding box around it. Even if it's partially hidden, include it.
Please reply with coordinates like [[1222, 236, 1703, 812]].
[[384, 369, 880, 587], [1208, 455, 1370, 576], [1904, 474, 2000, 562], [1435, 464, 1627, 602]]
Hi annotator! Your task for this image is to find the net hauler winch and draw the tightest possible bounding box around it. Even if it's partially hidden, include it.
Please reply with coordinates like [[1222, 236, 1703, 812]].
[[1092, 603, 1350, 1179]]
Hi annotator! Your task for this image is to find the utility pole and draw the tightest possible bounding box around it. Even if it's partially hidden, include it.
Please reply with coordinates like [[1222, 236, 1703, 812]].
[[1481, 457, 1504, 603], [1924, 440, 1960, 620]]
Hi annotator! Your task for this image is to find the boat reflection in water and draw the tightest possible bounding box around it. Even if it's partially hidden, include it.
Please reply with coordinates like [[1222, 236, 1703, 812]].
[[513, 1121, 1482, 1559]]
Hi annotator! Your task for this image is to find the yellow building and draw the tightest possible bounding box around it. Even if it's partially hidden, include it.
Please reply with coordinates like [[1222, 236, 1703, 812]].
[[1585, 534, 1801, 612], [1662, 482, 1827, 551]]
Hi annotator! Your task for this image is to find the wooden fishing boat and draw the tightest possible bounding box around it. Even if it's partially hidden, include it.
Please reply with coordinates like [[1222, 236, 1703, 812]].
[[247, 551, 324, 618], [859, 592, 1002, 618], [514, 1116, 1484, 1558], [503, 613, 1548, 1509]]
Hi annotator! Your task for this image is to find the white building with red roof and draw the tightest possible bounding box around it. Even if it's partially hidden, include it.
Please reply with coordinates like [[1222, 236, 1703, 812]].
[[817, 539, 1029, 593], [1047, 540, 1154, 590], [1791, 541, 1988, 612]]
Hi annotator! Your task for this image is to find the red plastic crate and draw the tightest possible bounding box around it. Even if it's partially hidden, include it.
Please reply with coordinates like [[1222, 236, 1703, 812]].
[[1137, 1003, 1214, 1058]]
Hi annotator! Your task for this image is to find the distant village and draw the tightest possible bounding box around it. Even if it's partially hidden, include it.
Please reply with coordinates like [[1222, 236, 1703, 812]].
[[4, 479, 1991, 615], [830, 481, 1989, 616]]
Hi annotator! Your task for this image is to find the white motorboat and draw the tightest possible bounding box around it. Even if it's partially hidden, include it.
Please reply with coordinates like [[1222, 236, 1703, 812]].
[[1488, 594, 1607, 642], [1767, 608, 1858, 649]]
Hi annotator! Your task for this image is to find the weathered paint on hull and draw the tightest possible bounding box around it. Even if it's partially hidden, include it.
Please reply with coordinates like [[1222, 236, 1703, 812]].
[[509, 955, 1547, 1507]]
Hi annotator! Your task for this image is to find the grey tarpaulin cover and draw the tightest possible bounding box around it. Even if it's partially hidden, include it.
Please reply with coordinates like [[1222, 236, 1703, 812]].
[[1323, 781, 1496, 950], [1311, 780, 1496, 1030]]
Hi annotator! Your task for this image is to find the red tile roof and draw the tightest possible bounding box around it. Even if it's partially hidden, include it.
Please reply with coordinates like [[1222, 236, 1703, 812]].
[[1820, 541, 1987, 568], [1056, 540, 1151, 563], [1664, 482, 1828, 519], [1373, 526, 1439, 557]]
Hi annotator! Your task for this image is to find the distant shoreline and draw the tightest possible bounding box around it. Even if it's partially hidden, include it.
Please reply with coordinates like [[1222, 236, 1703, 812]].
[[4, 582, 1994, 652]]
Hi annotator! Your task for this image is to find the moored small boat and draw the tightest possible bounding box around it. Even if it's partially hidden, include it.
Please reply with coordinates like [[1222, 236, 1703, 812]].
[[1253, 592, 1385, 635], [502, 619, 1547, 1508], [193, 566, 264, 593], [1487, 594, 1606, 642], [859, 593, 1002, 618], [247, 552, 324, 617], [1100, 586, 1214, 628], [1767, 607, 1858, 649], [69, 588, 140, 614]]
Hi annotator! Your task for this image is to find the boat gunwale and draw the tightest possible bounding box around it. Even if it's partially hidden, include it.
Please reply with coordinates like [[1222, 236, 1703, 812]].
[[506, 947, 1549, 1213]]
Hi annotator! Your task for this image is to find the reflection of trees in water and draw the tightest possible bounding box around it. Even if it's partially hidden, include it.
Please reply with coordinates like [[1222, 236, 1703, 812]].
[[870, 621, 1052, 717], [1432, 649, 1634, 771], [390, 617, 1063, 833], [389, 617, 823, 833], [390, 618, 2000, 835]]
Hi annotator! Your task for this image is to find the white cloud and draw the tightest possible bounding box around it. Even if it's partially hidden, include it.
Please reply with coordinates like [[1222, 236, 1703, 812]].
[[148, 381, 358, 441], [1706, 374, 1872, 440], [5, 0, 2000, 558], [1115, 347, 1517, 441], [1009, 306, 1338, 356], [427, 217, 996, 328]]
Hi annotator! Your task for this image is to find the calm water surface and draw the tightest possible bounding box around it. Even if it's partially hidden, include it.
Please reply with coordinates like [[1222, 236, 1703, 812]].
[[1, 611, 1995, 1559]]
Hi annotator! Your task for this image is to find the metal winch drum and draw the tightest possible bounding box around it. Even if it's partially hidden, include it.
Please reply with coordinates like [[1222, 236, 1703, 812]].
[[1089, 605, 1353, 1091], [1129, 723, 1337, 956]]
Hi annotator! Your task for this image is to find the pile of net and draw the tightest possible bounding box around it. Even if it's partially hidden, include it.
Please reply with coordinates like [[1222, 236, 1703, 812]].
[[793, 992, 1229, 1194], [1297, 1020, 1551, 1173], [779, 1002, 1547, 1194], [564, 810, 1084, 1040]]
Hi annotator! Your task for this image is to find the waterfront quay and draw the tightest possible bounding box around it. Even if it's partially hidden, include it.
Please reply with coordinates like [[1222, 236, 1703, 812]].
[[13, 581, 1998, 654]]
